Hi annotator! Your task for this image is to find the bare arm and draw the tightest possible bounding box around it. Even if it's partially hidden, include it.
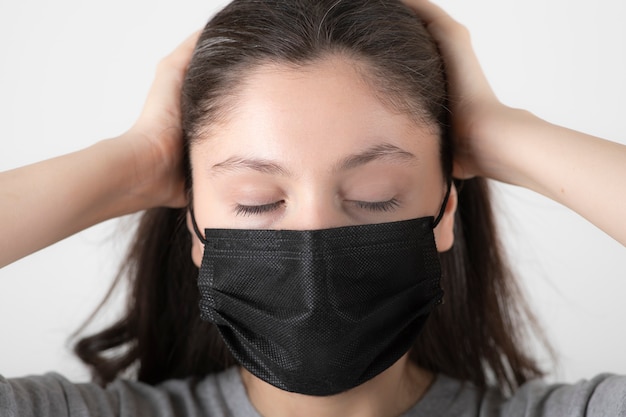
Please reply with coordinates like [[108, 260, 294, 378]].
[[403, 0, 626, 246], [0, 32, 199, 268], [473, 108, 626, 246]]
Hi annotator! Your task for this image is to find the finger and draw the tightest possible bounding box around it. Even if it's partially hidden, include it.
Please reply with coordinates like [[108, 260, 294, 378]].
[[161, 30, 202, 71], [401, 0, 468, 41], [140, 30, 201, 122], [402, 1, 495, 102], [401, 0, 457, 28], [400, 0, 466, 54]]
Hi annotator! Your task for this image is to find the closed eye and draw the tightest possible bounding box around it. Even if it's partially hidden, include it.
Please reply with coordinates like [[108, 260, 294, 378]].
[[234, 198, 400, 217], [352, 198, 400, 212], [235, 201, 284, 217]]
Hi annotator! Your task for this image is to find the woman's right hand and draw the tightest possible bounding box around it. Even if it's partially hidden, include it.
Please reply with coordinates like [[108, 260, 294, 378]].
[[121, 30, 200, 209], [0, 32, 199, 267]]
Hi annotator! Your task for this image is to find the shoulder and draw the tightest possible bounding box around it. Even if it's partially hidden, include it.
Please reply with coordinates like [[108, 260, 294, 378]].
[[1, 367, 249, 417], [504, 374, 626, 416], [411, 373, 626, 417], [2, 372, 119, 417]]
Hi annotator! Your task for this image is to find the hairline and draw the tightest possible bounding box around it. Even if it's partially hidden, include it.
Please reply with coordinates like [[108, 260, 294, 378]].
[[189, 50, 440, 145]]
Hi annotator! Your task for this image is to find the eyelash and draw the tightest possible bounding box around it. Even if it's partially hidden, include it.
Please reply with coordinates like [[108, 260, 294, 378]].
[[235, 201, 285, 217], [353, 198, 400, 212], [234, 198, 400, 216]]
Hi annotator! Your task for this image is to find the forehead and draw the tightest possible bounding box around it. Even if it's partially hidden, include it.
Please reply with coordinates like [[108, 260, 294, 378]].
[[191, 56, 440, 173]]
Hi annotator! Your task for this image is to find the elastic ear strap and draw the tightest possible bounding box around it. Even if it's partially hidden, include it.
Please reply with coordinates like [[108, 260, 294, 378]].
[[189, 207, 208, 244], [432, 180, 452, 229]]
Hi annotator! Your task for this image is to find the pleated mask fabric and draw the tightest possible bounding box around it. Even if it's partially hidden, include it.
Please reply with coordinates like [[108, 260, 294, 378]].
[[191, 214, 445, 396]]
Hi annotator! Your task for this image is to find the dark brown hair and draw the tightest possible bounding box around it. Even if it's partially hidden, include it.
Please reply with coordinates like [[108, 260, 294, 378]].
[[75, 0, 547, 395]]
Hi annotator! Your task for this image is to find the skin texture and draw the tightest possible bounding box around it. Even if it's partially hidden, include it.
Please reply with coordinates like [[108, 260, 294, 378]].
[[0, 31, 197, 267], [0, 1, 625, 415], [401, 0, 626, 245], [188, 57, 456, 256], [187, 56, 456, 417], [1, 1, 625, 268]]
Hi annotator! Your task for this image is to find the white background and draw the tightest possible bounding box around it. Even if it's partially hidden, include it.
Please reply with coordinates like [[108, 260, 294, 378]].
[[0, 0, 625, 384]]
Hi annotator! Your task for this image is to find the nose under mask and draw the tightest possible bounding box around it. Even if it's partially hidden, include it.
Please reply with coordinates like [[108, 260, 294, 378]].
[[190, 183, 450, 396]]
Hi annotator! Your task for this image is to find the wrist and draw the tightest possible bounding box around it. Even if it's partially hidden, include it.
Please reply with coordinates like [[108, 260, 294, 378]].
[[467, 106, 545, 187], [83, 137, 152, 218], [112, 128, 187, 211]]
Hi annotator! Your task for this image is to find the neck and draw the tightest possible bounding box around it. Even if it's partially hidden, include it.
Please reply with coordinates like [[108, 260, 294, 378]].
[[240, 354, 434, 417]]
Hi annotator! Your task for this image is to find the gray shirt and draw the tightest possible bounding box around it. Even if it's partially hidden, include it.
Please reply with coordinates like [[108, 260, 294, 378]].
[[1, 367, 625, 416]]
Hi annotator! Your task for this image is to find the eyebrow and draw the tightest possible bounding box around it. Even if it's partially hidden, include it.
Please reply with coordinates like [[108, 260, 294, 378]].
[[209, 143, 416, 177], [335, 143, 417, 171], [211, 157, 292, 176]]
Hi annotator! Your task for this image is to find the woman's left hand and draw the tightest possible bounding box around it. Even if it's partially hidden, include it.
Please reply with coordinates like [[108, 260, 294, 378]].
[[401, 0, 515, 182], [402, 0, 626, 246]]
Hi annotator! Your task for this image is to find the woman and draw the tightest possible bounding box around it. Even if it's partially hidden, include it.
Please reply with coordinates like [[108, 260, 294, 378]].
[[1, 0, 625, 416]]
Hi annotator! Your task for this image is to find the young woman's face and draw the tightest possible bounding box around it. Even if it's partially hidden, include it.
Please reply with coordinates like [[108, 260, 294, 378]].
[[189, 56, 456, 265]]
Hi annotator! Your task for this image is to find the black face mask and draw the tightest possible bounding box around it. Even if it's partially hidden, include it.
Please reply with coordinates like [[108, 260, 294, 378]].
[[190, 186, 449, 396]]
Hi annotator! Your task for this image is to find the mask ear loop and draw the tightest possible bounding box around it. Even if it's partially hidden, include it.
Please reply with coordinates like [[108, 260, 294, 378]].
[[432, 179, 452, 229], [189, 207, 208, 244]]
